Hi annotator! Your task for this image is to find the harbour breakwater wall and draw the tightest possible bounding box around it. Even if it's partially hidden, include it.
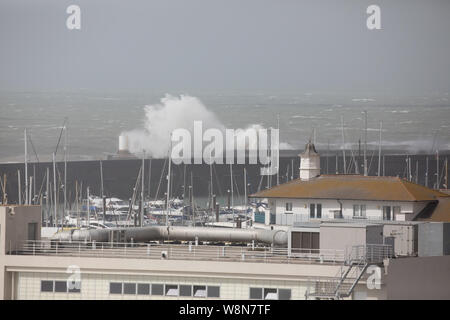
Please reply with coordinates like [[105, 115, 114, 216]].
[[0, 152, 448, 206]]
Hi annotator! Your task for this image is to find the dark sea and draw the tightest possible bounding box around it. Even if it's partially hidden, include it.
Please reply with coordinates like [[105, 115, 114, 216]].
[[1, 90, 449, 162]]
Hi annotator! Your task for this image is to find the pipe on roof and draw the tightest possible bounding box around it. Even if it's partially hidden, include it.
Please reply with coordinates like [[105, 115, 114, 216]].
[[51, 226, 288, 246]]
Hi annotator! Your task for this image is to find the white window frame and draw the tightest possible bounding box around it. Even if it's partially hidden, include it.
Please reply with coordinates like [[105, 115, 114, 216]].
[[353, 204, 366, 218], [285, 202, 293, 212]]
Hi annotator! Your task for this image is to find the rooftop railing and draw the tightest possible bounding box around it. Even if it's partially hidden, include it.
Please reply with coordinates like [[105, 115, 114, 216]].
[[8, 240, 345, 265]]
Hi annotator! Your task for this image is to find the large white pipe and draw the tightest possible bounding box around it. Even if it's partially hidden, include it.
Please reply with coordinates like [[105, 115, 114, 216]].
[[52, 226, 288, 246]]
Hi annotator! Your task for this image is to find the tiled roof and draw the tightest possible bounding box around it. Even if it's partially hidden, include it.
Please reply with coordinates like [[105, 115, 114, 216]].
[[249, 175, 447, 202]]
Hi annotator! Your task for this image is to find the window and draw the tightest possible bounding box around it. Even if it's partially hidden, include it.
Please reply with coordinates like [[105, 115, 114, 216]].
[[250, 287, 290, 300], [383, 206, 392, 220], [310, 204, 315, 218], [393, 206, 401, 220], [109, 282, 122, 294], [249, 287, 263, 300], [41, 280, 54, 292], [278, 289, 291, 300], [151, 284, 164, 295], [353, 205, 366, 218], [165, 285, 179, 296], [54, 281, 67, 293], [193, 285, 207, 298], [310, 203, 322, 219], [207, 286, 220, 298], [180, 285, 192, 297], [291, 232, 320, 252], [28, 222, 38, 241], [353, 205, 360, 217], [264, 288, 278, 300], [137, 283, 150, 295], [285, 202, 293, 212], [123, 283, 136, 295]]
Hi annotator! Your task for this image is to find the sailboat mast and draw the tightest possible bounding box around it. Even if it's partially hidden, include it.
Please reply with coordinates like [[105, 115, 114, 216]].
[[17, 169, 21, 205], [75, 180, 79, 228], [244, 167, 247, 210], [378, 121, 382, 177], [445, 157, 448, 189], [436, 150, 440, 189], [415, 160, 419, 184], [277, 114, 280, 186], [291, 159, 294, 180], [335, 154, 338, 174], [190, 171, 194, 226], [46, 167, 49, 227], [87, 186, 90, 227], [326, 140, 330, 174], [52, 152, 57, 228], [148, 157, 152, 199], [141, 151, 145, 227], [24, 128, 28, 205], [363, 111, 368, 176], [100, 160, 104, 198], [230, 163, 234, 227], [64, 125, 67, 224], [166, 140, 172, 227], [341, 116, 347, 174], [209, 155, 213, 210]]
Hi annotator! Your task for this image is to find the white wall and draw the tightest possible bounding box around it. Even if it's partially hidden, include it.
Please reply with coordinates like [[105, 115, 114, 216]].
[[15, 271, 309, 300], [267, 198, 417, 225]]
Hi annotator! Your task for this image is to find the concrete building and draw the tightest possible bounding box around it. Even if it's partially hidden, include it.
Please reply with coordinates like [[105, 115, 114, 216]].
[[1, 205, 393, 300], [251, 174, 447, 226], [250, 142, 449, 226], [2, 205, 450, 300]]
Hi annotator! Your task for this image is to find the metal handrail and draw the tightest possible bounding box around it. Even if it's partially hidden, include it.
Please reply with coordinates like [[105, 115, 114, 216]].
[[308, 244, 393, 299], [9, 240, 345, 265]]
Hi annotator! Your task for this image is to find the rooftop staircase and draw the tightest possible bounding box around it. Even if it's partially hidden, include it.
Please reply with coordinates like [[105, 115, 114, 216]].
[[307, 244, 392, 300]]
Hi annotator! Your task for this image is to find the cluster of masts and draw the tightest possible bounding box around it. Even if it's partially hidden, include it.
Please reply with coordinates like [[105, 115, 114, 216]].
[[1, 112, 448, 230]]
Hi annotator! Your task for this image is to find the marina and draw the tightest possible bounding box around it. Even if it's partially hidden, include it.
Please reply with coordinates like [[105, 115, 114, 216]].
[[1, 0, 449, 305]]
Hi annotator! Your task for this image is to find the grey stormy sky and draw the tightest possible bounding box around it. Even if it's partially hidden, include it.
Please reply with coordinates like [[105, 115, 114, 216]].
[[0, 0, 449, 94]]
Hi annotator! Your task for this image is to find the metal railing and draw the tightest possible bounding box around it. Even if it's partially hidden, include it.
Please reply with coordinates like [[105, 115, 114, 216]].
[[348, 244, 393, 264], [306, 244, 393, 299], [8, 240, 345, 265]]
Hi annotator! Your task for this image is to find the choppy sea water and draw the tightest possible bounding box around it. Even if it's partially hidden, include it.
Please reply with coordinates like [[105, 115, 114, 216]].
[[0, 90, 449, 162]]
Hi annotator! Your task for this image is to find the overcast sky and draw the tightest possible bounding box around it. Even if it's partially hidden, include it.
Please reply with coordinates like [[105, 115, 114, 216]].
[[0, 0, 449, 94]]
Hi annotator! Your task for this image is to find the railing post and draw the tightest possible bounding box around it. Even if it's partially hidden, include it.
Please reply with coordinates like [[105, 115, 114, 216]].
[[371, 245, 373, 263], [147, 244, 150, 256], [33, 242, 35, 256]]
